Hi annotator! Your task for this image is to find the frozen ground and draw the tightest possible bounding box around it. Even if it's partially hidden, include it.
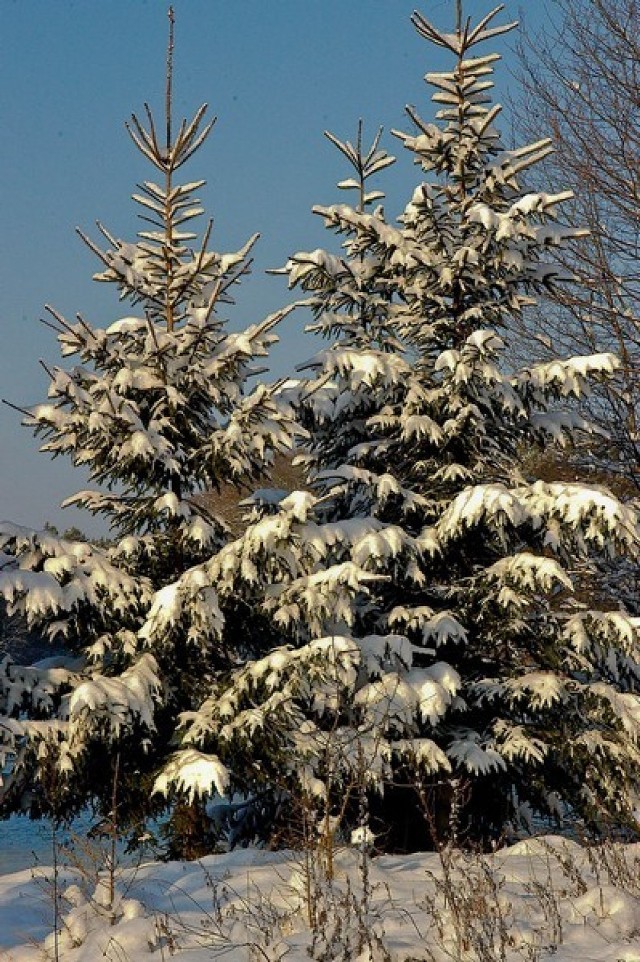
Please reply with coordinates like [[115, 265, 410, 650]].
[[0, 835, 639, 961]]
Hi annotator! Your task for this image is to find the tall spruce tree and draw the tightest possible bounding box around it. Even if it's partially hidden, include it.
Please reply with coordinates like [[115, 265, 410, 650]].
[[0, 11, 295, 844], [161, 3, 640, 849]]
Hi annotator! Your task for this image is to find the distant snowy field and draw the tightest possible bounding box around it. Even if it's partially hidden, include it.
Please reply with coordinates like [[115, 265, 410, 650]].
[[0, 814, 54, 875], [0, 836, 639, 961], [0, 812, 143, 876]]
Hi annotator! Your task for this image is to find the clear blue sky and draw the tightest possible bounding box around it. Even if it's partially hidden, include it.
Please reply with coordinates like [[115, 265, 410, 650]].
[[0, 0, 549, 534]]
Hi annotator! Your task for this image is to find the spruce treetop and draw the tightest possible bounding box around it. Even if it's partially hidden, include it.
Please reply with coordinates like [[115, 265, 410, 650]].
[[22, 9, 295, 539]]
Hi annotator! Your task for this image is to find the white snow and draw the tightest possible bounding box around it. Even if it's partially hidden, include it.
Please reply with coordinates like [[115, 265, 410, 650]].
[[155, 748, 230, 801], [1, 836, 639, 961]]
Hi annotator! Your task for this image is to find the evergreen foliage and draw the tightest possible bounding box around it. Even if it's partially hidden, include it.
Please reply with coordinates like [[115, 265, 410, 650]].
[[162, 5, 640, 847], [0, 13, 295, 836], [1, 2, 639, 855]]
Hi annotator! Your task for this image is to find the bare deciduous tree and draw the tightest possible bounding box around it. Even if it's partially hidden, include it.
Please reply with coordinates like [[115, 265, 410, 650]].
[[516, 0, 640, 492]]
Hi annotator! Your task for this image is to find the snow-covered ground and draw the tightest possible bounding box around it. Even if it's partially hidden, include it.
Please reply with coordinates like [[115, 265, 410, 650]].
[[0, 835, 639, 961]]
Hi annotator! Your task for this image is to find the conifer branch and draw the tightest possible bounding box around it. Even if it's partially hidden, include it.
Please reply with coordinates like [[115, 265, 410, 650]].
[[44, 305, 82, 340], [1, 398, 32, 419], [76, 227, 113, 270], [39, 317, 66, 336], [145, 312, 161, 353], [96, 222, 118, 248], [38, 359, 56, 380], [175, 116, 217, 169], [75, 314, 97, 342]]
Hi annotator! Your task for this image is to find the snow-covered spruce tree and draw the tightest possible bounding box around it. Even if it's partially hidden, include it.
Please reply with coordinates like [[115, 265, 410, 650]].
[[160, 5, 640, 848], [155, 123, 418, 849], [0, 14, 294, 847]]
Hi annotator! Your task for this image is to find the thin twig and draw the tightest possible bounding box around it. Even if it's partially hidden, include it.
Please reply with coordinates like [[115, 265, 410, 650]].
[[2, 398, 33, 418]]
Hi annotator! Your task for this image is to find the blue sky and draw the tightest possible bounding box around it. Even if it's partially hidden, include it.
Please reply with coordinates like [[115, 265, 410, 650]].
[[0, 0, 547, 534]]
